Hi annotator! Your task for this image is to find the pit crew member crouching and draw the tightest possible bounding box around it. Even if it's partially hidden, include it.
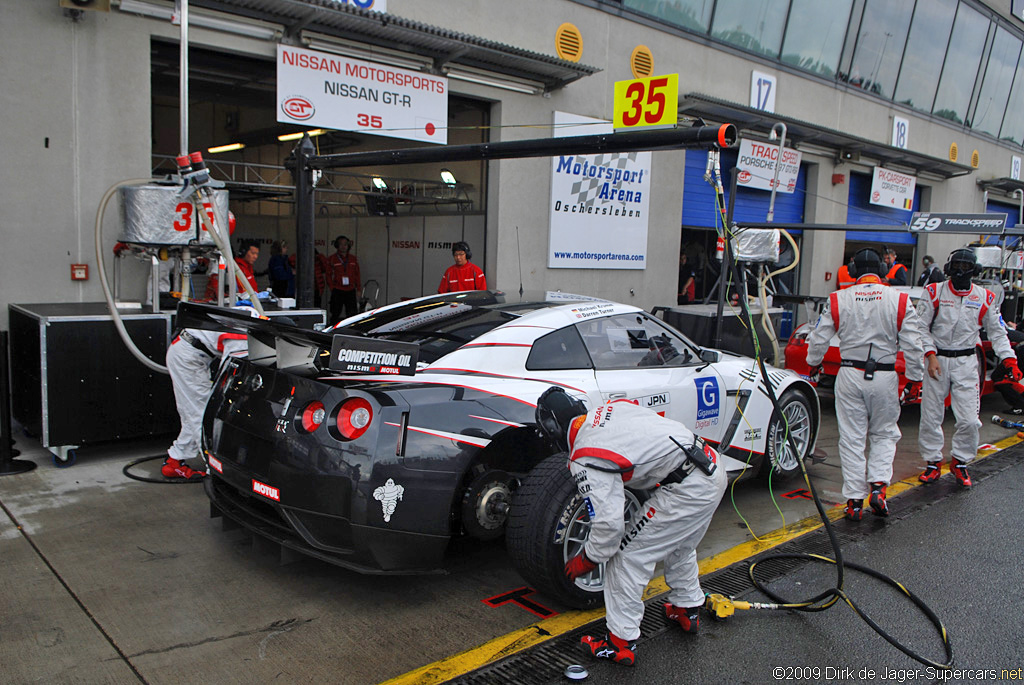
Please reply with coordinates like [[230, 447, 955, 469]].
[[535, 388, 727, 666]]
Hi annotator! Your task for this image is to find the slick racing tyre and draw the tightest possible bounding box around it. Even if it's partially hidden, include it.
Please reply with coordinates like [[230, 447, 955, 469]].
[[506, 454, 643, 609], [761, 389, 815, 480]]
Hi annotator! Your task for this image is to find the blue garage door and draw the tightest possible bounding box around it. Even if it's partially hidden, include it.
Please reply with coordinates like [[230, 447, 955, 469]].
[[682, 148, 807, 230], [988, 200, 1021, 247], [845, 172, 921, 245]]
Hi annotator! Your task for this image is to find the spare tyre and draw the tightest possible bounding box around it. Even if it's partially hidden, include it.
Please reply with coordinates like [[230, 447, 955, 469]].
[[506, 454, 643, 609]]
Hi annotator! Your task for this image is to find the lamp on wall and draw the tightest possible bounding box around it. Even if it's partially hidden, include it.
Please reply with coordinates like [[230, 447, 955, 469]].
[[440, 169, 456, 185], [118, 0, 280, 40], [371, 177, 388, 190], [445, 69, 543, 95], [277, 129, 326, 142]]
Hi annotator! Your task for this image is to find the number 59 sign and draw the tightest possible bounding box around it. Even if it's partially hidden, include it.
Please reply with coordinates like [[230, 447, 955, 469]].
[[613, 74, 679, 130]]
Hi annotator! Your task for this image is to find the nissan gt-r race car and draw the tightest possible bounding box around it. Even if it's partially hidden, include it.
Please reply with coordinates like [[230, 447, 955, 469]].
[[184, 290, 819, 608]]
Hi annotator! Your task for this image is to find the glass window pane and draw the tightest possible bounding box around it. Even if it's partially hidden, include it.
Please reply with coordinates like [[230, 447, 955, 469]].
[[710, 0, 790, 58], [893, 0, 957, 111], [780, 0, 852, 77], [972, 26, 1022, 136], [623, 0, 714, 33], [843, 0, 914, 97], [1000, 65, 1024, 145], [932, 4, 990, 124]]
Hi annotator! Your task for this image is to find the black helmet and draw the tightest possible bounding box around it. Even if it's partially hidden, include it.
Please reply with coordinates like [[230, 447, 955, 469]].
[[452, 241, 472, 260], [848, 248, 884, 278], [944, 248, 980, 278], [535, 386, 587, 452]]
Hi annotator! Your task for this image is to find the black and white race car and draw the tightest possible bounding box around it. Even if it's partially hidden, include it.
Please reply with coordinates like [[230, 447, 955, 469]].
[[186, 290, 819, 607]]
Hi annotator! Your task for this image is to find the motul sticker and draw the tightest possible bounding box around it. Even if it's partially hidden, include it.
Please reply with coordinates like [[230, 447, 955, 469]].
[[208, 455, 223, 473], [252, 479, 280, 501]]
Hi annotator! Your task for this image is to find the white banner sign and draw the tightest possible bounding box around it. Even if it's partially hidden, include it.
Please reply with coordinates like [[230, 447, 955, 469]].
[[736, 138, 801, 194], [548, 112, 651, 270], [277, 45, 447, 145], [870, 166, 917, 209]]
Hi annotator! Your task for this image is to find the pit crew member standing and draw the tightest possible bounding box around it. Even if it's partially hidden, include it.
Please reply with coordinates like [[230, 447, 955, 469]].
[[806, 248, 926, 520], [163, 323, 250, 480], [917, 248, 1021, 487], [536, 388, 726, 666], [438, 241, 486, 293], [883, 248, 909, 286], [328, 235, 362, 324]]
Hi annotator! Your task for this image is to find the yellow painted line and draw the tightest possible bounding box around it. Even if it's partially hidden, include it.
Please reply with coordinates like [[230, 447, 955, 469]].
[[381, 435, 1023, 685]]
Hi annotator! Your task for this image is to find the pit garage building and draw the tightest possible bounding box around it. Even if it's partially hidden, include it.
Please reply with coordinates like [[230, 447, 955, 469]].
[[3, 0, 1024, 330]]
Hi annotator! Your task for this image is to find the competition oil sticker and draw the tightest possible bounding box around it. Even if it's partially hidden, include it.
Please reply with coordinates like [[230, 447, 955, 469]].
[[329, 334, 419, 376]]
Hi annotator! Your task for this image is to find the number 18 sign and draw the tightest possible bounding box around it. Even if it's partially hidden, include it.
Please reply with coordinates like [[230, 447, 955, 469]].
[[613, 74, 679, 131]]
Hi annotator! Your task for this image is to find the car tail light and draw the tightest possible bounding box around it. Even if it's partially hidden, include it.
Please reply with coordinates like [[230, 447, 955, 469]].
[[300, 401, 326, 433], [334, 397, 373, 440]]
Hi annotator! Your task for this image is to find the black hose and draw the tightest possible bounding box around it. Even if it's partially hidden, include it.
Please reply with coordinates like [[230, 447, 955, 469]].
[[719, 175, 953, 669], [122, 454, 204, 484]]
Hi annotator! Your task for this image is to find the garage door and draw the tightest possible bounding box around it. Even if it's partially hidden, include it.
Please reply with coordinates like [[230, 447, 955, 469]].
[[681, 148, 807, 229], [845, 172, 921, 245]]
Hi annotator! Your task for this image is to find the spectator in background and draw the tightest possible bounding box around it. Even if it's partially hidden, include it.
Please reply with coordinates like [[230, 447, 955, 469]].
[[883, 248, 908, 286], [837, 256, 855, 289], [204, 239, 260, 301], [438, 241, 486, 293], [328, 235, 362, 323], [677, 252, 695, 305], [917, 255, 945, 286], [268, 240, 295, 298]]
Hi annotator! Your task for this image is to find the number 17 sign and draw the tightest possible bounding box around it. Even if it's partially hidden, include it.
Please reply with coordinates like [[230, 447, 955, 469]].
[[613, 74, 679, 131]]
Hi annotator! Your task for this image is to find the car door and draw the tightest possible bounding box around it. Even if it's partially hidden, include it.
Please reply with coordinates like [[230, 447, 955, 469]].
[[576, 312, 731, 444]]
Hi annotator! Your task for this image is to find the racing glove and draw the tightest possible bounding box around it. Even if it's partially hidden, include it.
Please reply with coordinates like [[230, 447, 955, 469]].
[[807, 365, 822, 382], [900, 380, 922, 405], [1001, 357, 1023, 383], [564, 550, 597, 581]]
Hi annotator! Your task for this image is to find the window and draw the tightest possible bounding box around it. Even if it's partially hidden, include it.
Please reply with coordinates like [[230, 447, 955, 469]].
[[893, 0, 957, 111], [931, 3, 990, 124], [623, 0, 714, 33], [526, 327, 593, 371], [1000, 63, 1024, 146], [780, 0, 852, 77], [710, 0, 790, 58], [972, 26, 1022, 136], [843, 0, 914, 98], [577, 313, 696, 369]]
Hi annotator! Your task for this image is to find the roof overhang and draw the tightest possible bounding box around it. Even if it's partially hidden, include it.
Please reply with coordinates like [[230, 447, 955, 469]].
[[678, 93, 974, 180], [977, 177, 1024, 195], [186, 0, 599, 92]]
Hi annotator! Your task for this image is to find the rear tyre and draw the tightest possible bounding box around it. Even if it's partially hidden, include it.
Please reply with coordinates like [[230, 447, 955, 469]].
[[506, 454, 642, 609], [760, 389, 814, 480]]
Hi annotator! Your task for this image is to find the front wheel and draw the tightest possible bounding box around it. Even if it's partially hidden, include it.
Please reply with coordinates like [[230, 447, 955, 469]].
[[506, 454, 643, 609], [761, 389, 815, 479]]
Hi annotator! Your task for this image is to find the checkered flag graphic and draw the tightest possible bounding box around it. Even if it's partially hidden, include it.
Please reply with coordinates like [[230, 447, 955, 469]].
[[568, 152, 638, 208]]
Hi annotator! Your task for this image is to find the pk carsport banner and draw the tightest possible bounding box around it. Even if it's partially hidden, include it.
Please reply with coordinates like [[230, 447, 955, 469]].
[[547, 112, 651, 269]]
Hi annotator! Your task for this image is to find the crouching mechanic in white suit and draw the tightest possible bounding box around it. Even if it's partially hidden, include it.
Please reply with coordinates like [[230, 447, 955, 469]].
[[535, 387, 727, 666], [917, 248, 1021, 487], [806, 248, 926, 520], [162, 311, 254, 480]]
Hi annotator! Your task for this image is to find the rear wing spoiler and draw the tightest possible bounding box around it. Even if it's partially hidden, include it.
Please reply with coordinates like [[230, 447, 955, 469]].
[[176, 302, 419, 376]]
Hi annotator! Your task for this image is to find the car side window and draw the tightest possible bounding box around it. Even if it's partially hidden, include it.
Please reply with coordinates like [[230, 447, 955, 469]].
[[526, 326, 594, 370], [577, 313, 693, 368]]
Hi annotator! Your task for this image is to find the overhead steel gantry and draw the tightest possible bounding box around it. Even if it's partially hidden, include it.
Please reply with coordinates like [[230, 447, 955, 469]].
[[285, 123, 738, 309]]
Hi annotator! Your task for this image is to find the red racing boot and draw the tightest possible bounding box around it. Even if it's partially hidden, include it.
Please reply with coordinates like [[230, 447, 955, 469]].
[[868, 482, 888, 517], [919, 461, 942, 484], [949, 458, 972, 487], [664, 603, 701, 633], [844, 499, 863, 521], [580, 632, 637, 666], [161, 458, 206, 481]]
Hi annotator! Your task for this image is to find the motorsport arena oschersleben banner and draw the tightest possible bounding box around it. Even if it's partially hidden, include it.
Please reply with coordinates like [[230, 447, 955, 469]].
[[548, 112, 651, 269], [277, 44, 447, 145], [329, 335, 419, 376]]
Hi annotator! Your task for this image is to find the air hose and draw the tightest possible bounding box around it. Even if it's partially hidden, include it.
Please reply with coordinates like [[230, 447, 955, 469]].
[[718, 231, 954, 670], [121, 454, 204, 484]]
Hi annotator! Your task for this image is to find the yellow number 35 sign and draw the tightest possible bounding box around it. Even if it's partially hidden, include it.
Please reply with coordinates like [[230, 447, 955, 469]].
[[613, 74, 679, 130]]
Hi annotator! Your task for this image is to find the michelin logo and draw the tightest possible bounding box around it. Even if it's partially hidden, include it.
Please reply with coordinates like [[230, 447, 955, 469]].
[[695, 377, 720, 428]]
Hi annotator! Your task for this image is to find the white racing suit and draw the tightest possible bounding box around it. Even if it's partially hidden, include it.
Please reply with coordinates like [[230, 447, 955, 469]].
[[917, 282, 1013, 465], [805, 275, 926, 500], [569, 400, 727, 641], [166, 328, 247, 462]]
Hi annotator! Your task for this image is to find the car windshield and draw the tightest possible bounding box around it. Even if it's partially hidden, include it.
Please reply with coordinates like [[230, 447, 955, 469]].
[[341, 294, 518, 364]]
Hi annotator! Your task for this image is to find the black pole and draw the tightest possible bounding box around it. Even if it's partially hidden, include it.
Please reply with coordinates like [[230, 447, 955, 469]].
[[0, 331, 35, 475], [289, 134, 316, 310], [712, 167, 740, 349]]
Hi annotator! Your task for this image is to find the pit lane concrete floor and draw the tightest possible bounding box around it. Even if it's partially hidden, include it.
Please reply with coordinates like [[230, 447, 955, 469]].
[[0, 392, 1017, 685]]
